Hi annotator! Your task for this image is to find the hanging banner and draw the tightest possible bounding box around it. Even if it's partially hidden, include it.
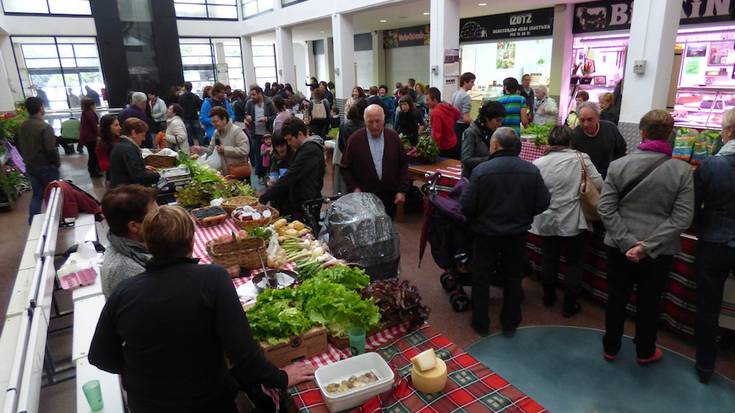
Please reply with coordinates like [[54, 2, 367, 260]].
[[383, 25, 430, 49], [573, 0, 735, 34], [459, 8, 554, 42]]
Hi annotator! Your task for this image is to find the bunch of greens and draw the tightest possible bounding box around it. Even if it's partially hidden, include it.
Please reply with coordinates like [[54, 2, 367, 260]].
[[399, 133, 413, 151], [178, 151, 223, 183], [296, 277, 381, 338], [176, 179, 255, 208], [312, 265, 370, 291], [415, 132, 439, 162], [524, 123, 554, 146], [248, 288, 314, 345], [248, 226, 272, 240], [362, 279, 429, 329]]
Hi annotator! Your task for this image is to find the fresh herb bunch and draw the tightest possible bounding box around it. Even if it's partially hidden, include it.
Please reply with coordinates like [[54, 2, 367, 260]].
[[178, 151, 223, 183], [248, 226, 272, 240], [415, 132, 439, 161], [176, 179, 255, 208], [524, 124, 554, 146], [311, 265, 370, 291]]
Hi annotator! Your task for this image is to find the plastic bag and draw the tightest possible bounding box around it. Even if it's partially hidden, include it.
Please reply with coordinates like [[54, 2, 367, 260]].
[[198, 150, 222, 171], [691, 133, 709, 165], [672, 130, 696, 163]]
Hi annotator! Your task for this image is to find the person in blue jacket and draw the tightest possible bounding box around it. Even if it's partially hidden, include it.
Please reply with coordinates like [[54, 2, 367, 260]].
[[199, 82, 235, 144], [378, 85, 396, 128]]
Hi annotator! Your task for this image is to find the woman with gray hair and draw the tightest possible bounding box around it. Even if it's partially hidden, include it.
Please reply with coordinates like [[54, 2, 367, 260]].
[[533, 86, 558, 125], [693, 107, 735, 383], [531, 126, 602, 316], [598, 109, 693, 366]]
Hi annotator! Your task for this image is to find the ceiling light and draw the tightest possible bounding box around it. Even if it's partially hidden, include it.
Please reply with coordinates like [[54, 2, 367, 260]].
[[423, 12, 429, 15], [380, 19, 387, 23], [478, 2, 487, 5], [319, 30, 325, 33]]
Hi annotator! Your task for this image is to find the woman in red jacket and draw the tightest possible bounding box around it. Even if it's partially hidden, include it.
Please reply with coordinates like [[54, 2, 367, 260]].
[[96, 114, 121, 181], [80, 97, 102, 177]]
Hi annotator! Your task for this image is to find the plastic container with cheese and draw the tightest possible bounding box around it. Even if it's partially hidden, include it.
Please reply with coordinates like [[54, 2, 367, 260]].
[[315, 352, 395, 412]]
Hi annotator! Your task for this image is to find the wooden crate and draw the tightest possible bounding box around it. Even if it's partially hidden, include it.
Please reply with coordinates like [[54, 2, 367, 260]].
[[261, 326, 328, 368]]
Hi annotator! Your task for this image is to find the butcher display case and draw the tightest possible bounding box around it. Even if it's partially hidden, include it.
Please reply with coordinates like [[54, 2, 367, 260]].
[[672, 88, 735, 130]]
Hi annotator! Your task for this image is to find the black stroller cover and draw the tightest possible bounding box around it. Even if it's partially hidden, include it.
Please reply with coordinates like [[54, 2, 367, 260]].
[[420, 178, 472, 270], [318, 192, 400, 280]]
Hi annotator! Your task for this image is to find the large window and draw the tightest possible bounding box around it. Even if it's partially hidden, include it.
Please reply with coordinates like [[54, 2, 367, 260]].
[[11, 36, 106, 110], [281, 0, 306, 6], [174, 0, 238, 19], [1, 0, 91, 15], [180, 37, 245, 95], [252, 44, 277, 86], [242, 0, 272, 19]]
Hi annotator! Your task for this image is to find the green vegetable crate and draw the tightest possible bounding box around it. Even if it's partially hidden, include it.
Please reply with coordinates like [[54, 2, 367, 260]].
[[260, 326, 328, 368]]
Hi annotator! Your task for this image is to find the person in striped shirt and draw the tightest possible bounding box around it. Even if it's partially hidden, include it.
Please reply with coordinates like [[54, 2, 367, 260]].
[[495, 77, 529, 136]]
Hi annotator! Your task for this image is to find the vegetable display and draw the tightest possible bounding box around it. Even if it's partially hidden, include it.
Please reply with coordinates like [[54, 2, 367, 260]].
[[176, 179, 255, 208], [248, 288, 314, 345], [523, 123, 554, 146], [362, 279, 430, 329], [178, 151, 222, 183], [312, 265, 370, 291], [296, 277, 381, 338]]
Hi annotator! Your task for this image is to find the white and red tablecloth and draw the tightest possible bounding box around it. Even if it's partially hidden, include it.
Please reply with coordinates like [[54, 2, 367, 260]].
[[519, 141, 548, 162]]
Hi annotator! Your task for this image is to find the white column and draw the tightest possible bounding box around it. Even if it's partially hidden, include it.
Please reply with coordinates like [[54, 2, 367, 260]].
[[275, 26, 295, 86], [550, 4, 574, 119], [331, 13, 355, 100], [241, 35, 257, 88], [324, 37, 335, 83], [619, 0, 680, 124], [305, 41, 316, 85], [371, 30, 385, 87], [0, 35, 19, 111], [429, 0, 460, 100], [213, 41, 230, 85]]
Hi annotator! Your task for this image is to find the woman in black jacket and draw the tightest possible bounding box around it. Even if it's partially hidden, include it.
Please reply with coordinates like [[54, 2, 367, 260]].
[[108, 118, 160, 188], [394, 95, 425, 146], [460, 100, 505, 178], [89, 206, 315, 413]]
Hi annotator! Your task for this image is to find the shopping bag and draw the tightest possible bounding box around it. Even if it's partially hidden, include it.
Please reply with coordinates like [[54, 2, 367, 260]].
[[198, 150, 222, 171]]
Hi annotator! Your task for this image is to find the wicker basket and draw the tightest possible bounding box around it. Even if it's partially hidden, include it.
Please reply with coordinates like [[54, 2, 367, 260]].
[[190, 206, 227, 228], [144, 154, 177, 168], [207, 236, 267, 270], [233, 206, 280, 231], [222, 196, 259, 215]]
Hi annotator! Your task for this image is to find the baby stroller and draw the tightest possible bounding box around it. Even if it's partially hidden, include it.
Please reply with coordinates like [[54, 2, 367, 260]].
[[315, 192, 400, 281], [419, 172, 474, 312]]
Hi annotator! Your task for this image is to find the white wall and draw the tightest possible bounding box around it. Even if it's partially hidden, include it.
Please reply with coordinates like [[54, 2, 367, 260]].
[[314, 53, 328, 84], [354, 50, 373, 88], [176, 20, 242, 38], [385, 45, 429, 89]]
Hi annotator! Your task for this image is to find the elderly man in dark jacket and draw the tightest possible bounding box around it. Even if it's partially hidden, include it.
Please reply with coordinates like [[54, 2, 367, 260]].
[[340, 104, 409, 218], [460, 127, 550, 336], [259, 117, 324, 219]]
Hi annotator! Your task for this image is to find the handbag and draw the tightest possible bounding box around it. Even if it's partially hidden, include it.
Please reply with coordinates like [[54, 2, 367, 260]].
[[228, 162, 251, 179], [576, 152, 600, 222]]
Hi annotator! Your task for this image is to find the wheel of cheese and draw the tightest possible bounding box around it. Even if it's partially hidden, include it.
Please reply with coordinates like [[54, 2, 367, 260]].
[[411, 358, 447, 394]]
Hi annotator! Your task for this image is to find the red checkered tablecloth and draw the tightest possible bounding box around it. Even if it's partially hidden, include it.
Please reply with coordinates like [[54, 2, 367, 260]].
[[192, 218, 242, 264], [289, 324, 548, 413], [519, 141, 548, 163]]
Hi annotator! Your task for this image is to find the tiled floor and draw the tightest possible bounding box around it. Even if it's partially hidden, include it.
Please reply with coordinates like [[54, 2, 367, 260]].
[[0, 149, 732, 413]]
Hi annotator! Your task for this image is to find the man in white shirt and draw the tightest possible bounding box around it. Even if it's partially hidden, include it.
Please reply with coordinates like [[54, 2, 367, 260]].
[[148, 90, 167, 133], [451, 72, 475, 158]]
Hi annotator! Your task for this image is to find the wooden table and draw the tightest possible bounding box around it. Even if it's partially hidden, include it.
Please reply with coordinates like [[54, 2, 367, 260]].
[[396, 158, 462, 222]]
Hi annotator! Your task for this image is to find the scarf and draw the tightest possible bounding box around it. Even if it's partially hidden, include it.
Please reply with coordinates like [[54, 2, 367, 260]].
[[717, 139, 735, 156], [638, 139, 673, 156], [108, 232, 151, 269]]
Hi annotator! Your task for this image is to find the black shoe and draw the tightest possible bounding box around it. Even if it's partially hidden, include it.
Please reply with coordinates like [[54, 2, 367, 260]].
[[543, 287, 557, 307], [562, 302, 581, 318], [696, 366, 713, 384], [471, 321, 489, 337]]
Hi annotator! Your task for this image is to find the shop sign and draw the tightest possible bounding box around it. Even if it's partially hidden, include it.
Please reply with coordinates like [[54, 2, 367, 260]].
[[459, 8, 554, 42], [573, 0, 735, 34], [383, 25, 430, 49]]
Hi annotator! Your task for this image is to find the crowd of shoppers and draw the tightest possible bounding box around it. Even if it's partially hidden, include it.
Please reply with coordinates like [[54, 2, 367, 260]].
[[16, 69, 735, 394]]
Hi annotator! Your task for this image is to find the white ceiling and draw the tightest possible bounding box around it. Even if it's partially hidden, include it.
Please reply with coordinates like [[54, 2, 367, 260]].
[[255, 0, 592, 44]]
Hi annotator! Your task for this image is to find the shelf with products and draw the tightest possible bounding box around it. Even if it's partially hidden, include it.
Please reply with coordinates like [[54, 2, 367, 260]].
[[671, 89, 735, 130]]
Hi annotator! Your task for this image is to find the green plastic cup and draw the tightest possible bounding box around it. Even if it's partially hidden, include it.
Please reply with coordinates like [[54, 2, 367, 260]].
[[82, 379, 104, 411], [348, 327, 366, 356]]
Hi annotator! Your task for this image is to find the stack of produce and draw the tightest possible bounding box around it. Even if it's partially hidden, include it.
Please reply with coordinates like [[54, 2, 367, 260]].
[[280, 237, 343, 279], [273, 218, 311, 241], [248, 265, 380, 343], [523, 123, 554, 146]]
